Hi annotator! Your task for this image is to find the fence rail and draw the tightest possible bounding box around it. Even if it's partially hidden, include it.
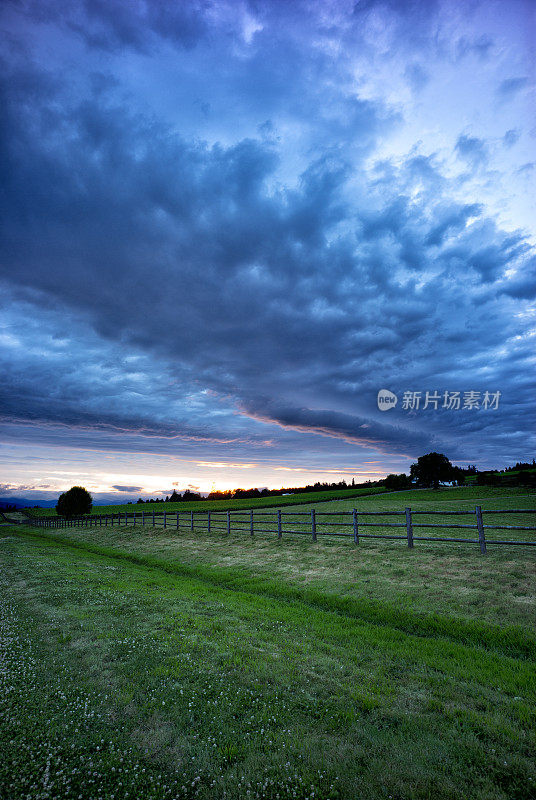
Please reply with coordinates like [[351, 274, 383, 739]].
[[24, 505, 536, 552]]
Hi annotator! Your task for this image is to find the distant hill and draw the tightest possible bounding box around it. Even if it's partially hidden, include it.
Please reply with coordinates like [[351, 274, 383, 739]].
[[0, 497, 57, 510]]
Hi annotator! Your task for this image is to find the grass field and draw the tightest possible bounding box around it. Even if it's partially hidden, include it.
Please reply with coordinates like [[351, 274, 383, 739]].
[[26, 485, 388, 518], [2, 486, 535, 799], [464, 468, 536, 486]]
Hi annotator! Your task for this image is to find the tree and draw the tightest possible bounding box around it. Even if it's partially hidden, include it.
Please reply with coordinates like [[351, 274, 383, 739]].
[[410, 453, 455, 489], [384, 472, 411, 490], [182, 489, 202, 501], [56, 486, 92, 518]]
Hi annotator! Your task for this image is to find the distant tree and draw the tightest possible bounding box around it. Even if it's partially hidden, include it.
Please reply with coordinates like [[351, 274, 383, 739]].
[[207, 490, 233, 500], [384, 473, 411, 490], [451, 467, 465, 486], [476, 471, 500, 486], [182, 489, 202, 501], [56, 486, 92, 518], [410, 453, 455, 489], [169, 490, 181, 502], [519, 470, 536, 488], [137, 498, 144, 504], [233, 488, 261, 499]]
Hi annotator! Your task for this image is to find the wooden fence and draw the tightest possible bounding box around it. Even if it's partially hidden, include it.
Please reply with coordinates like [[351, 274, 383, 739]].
[[26, 506, 536, 553]]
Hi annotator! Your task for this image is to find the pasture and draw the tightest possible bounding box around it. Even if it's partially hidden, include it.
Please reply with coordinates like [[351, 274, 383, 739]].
[[1, 486, 535, 799]]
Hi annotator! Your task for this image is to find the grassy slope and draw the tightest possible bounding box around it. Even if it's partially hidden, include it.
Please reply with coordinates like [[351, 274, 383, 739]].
[[279, 486, 536, 540], [1, 526, 535, 800], [26, 485, 388, 518], [465, 468, 536, 485], [16, 487, 536, 630]]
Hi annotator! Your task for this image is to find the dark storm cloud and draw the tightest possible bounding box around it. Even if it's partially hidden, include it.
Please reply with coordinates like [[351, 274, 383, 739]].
[[6, 0, 209, 52], [499, 256, 536, 299], [0, 0, 535, 469], [112, 485, 142, 492], [240, 400, 442, 457]]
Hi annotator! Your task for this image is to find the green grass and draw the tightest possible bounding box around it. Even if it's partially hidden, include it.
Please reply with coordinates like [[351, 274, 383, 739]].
[[26, 485, 388, 518], [464, 468, 536, 486], [2, 491, 535, 799]]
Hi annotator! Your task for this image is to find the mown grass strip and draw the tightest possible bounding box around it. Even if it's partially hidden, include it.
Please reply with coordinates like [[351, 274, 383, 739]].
[[3, 532, 535, 800], [14, 526, 536, 665]]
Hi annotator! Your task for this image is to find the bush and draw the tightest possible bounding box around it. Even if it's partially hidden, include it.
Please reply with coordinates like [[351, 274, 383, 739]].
[[56, 486, 93, 518], [384, 473, 411, 490]]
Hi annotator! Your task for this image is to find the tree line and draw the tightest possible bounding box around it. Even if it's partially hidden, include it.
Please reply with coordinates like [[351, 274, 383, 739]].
[[385, 453, 536, 490], [51, 452, 535, 517], [134, 477, 379, 505]]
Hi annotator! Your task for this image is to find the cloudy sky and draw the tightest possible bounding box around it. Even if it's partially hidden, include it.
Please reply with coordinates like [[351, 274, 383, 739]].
[[1, 0, 534, 504]]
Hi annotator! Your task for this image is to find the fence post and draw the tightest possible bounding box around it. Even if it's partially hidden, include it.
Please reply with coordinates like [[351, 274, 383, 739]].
[[207, 510, 211, 533], [133, 511, 136, 526], [142, 510, 145, 526], [250, 509, 254, 537], [311, 509, 317, 542], [227, 510, 230, 535], [475, 506, 487, 554], [352, 508, 359, 544], [176, 511, 180, 530], [405, 507, 413, 548], [277, 509, 282, 539], [124, 511, 127, 526], [163, 511, 167, 529], [152, 508, 155, 526], [191, 511, 195, 532]]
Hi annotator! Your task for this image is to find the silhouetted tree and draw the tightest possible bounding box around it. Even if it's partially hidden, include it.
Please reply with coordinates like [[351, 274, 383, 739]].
[[182, 489, 202, 501], [56, 486, 92, 518], [384, 473, 411, 490], [410, 453, 455, 489]]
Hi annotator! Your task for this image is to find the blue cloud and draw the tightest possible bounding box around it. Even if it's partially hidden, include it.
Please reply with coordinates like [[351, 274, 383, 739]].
[[0, 0, 534, 476], [497, 77, 529, 99], [455, 134, 489, 168]]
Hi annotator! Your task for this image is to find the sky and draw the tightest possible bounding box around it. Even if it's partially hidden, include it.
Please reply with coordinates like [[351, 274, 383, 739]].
[[0, 0, 535, 505]]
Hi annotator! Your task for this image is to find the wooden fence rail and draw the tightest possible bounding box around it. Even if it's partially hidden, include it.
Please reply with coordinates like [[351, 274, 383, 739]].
[[23, 505, 536, 552]]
